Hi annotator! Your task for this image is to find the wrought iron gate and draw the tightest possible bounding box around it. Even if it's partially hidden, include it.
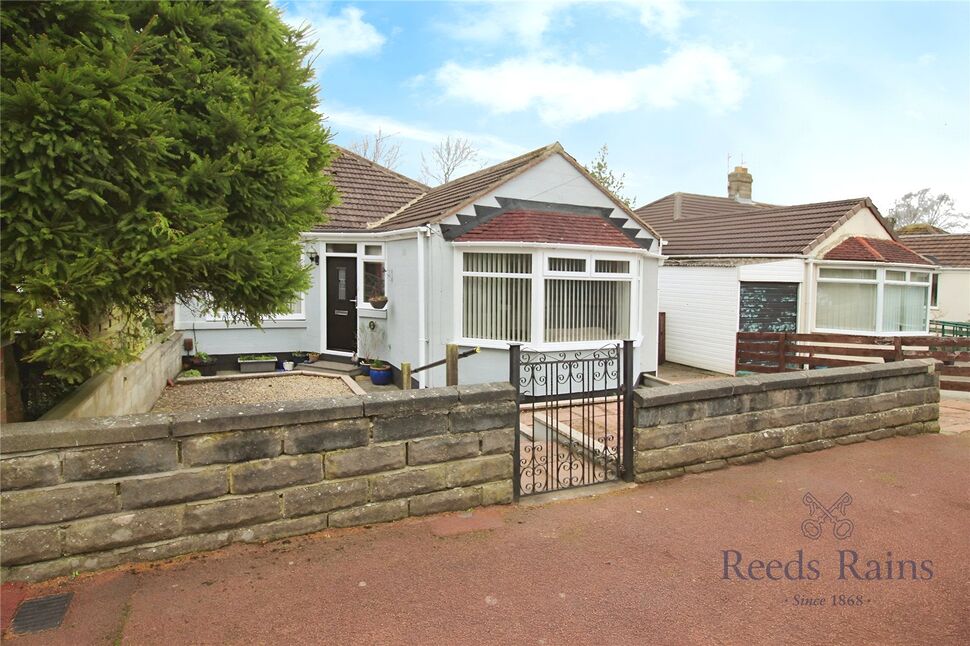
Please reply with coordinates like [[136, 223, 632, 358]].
[[509, 341, 635, 499]]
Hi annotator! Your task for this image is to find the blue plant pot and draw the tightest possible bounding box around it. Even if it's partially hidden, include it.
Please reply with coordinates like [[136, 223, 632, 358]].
[[370, 367, 393, 385], [359, 363, 371, 376]]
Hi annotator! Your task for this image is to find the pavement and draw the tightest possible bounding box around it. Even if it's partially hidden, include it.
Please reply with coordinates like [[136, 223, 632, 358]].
[[2, 418, 968, 644], [940, 394, 970, 435]]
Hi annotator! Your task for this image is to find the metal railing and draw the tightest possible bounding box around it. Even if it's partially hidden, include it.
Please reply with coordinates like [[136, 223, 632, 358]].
[[930, 320, 970, 337]]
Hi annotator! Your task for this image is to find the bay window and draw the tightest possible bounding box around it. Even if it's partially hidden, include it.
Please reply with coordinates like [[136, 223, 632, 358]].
[[460, 250, 637, 347], [815, 266, 929, 334]]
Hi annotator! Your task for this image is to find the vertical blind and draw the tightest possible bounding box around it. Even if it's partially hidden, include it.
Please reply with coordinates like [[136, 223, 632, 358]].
[[462, 251, 634, 344], [815, 266, 930, 333], [544, 279, 630, 342], [883, 285, 927, 332], [816, 282, 877, 331], [462, 253, 532, 342]]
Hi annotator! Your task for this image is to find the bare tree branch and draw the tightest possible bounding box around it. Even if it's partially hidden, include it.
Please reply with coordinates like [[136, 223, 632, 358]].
[[420, 136, 479, 185], [887, 188, 968, 232], [350, 128, 402, 170], [585, 144, 635, 207]]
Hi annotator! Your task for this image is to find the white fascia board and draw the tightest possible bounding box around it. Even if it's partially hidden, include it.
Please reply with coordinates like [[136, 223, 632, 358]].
[[813, 258, 941, 271], [451, 240, 662, 259], [665, 253, 807, 259], [301, 227, 423, 242]]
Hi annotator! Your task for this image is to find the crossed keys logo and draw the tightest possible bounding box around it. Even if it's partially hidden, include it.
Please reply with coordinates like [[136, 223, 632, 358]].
[[801, 492, 854, 540]]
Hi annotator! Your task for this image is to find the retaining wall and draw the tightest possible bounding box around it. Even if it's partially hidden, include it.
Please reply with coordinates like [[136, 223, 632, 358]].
[[41, 332, 183, 420], [632, 359, 940, 482], [0, 383, 516, 581]]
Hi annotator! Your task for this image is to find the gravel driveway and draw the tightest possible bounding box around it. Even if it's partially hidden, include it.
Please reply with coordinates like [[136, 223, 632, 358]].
[[151, 374, 354, 413]]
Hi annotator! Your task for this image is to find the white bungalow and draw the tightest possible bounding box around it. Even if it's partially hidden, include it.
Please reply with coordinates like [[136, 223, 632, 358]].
[[635, 166, 937, 375], [176, 143, 664, 387]]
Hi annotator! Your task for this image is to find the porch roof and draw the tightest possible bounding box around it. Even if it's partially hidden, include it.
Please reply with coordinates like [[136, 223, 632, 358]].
[[455, 210, 641, 249], [823, 236, 934, 265]]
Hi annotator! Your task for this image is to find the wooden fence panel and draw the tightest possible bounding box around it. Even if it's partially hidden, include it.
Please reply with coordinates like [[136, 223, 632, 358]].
[[736, 332, 970, 391]]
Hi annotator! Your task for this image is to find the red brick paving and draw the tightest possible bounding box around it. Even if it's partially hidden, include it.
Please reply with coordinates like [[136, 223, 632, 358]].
[[940, 397, 970, 435]]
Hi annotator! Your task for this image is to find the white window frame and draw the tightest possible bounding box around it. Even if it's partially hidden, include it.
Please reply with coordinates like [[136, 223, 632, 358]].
[[456, 247, 642, 350], [359, 243, 386, 311], [814, 263, 931, 335]]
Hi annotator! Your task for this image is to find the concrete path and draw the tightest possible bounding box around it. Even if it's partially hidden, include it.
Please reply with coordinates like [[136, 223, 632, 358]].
[[3, 427, 968, 645]]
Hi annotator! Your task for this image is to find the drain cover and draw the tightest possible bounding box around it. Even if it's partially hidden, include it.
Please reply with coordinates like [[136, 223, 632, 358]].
[[11, 592, 73, 634]]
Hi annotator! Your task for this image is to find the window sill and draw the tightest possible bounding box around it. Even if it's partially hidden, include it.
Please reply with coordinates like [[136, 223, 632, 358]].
[[457, 337, 641, 351]]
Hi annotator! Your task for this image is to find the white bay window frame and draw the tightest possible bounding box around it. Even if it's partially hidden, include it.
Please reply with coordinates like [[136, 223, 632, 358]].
[[455, 245, 643, 350], [814, 262, 931, 335]]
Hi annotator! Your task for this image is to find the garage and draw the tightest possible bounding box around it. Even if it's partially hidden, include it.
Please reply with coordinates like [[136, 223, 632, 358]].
[[739, 282, 799, 332]]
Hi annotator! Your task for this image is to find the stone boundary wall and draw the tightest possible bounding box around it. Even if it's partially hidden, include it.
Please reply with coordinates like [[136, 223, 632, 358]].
[[633, 359, 940, 482], [0, 383, 516, 581], [42, 332, 183, 420]]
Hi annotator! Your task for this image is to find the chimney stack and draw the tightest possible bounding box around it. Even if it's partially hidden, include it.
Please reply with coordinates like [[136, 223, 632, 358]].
[[728, 165, 753, 202]]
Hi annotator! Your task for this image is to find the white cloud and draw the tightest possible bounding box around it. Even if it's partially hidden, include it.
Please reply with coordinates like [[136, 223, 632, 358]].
[[323, 106, 525, 161], [284, 6, 385, 59], [438, 1, 689, 47], [433, 45, 745, 125]]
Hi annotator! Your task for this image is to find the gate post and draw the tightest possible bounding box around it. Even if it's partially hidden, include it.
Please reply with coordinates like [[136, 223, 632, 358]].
[[622, 339, 635, 482], [509, 344, 522, 501]]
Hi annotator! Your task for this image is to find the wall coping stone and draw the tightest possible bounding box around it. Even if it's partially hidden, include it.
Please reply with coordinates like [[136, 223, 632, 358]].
[[2, 413, 173, 453], [2, 385, 516, 455], [362, 387, 460, 416], [634, 359, 936, 408], [170, 397, 364, 437]]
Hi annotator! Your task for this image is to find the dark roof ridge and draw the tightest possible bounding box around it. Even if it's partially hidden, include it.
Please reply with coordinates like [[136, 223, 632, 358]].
[[634, 191, 777, 211]]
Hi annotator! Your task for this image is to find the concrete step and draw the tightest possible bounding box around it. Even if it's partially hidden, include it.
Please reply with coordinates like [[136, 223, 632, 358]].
[[302, 360, 362, 377]]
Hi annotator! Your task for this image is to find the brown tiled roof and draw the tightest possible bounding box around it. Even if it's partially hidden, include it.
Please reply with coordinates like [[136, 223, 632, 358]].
[[634, 192, 775, 240], [313, 147, 428, 231], [456, 210, 641, 249], [371, 143, 559, 231], [639, 197, 892, 256], [823, 236, 933, 265], [899, 234, 970, 268]]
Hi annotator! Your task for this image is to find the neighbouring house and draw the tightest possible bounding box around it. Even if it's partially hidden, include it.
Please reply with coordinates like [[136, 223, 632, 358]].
[[634, 166, 938, 375], [176, 143, 664, 386], [898, 233, 970, 323]]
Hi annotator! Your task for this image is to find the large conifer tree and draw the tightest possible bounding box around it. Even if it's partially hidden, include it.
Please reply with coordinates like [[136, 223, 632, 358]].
[[1, 1, 334, 387]]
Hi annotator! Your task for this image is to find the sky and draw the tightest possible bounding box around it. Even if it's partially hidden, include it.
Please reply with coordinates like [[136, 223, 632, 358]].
[[276, 0, 970, 221]]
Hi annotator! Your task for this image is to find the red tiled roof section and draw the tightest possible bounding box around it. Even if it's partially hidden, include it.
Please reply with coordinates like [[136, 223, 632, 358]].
[[373, 144, 557, 231], [644, 198, 870, 255], [456, 210, 640, 249], [823, 236, 933, 265], [899, 234, 970, 268], [313, 147, 428, 231]]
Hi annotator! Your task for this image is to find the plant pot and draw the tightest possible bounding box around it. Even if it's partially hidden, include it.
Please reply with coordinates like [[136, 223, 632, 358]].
[[238, 358, 277, 373], [307, 352, 320, 363], [369, 296, 388, 310], [282, 361, 295, 371], [369, 366, 393, 385], [358, 362, 371, 376], [198, 362, 217, 377]]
